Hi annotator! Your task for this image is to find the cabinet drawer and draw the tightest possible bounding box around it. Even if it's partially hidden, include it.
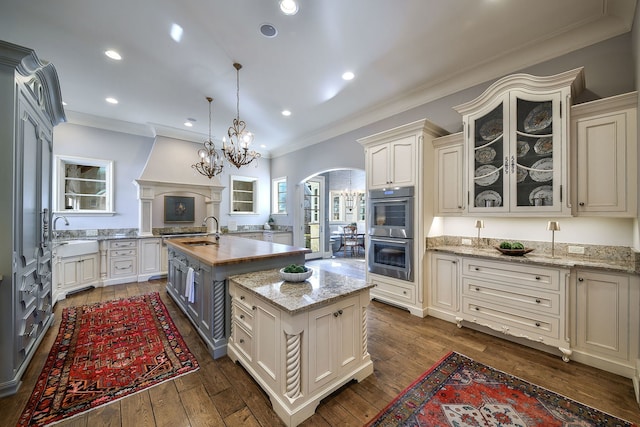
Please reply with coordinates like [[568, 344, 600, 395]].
[[462, 258, 560, 291], [111, 249, 137, 257], [462, 296, 560, 341], [462, 277, 560, 316], [109, 239, 136, 249], [231, 284, 255, 310], [371, 279, 415, 304], [110, 258, 136, 277], [233, 301, 254, 332], [233, 323, 253, 362]]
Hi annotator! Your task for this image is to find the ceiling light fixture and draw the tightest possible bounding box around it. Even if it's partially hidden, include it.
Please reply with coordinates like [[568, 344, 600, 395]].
[[341, 170, 357, 211], [223, 63, 261, 169], [192, 97, 224, 179], [342, 71, 355, 81], [105, 50, 122, 60], [170, 23, 183, 42], [279, 0, 299, 15], [105, 97, 118, 104], [282, 110, 291, 116]]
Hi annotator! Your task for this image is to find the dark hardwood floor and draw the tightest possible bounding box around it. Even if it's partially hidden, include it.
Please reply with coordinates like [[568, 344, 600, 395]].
[[1, 274, 638, 426]]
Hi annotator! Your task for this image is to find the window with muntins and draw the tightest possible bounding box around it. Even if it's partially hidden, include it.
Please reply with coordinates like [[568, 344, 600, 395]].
[[54, 155, 114, 214]]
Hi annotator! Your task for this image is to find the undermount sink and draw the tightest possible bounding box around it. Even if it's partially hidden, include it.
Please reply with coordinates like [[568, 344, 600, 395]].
[[183, 240, 217, 247], [55, 239, 99, 257]]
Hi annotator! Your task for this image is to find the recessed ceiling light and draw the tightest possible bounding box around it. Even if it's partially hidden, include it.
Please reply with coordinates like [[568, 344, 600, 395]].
[[184, 117, 196, 127], [105, 50, 122, 60], [260, 144, 267, 149], [279, 0, 299, 15], [281, 110, 292, 117], [259, 23, 278, 38], [170, 23, 183, 42], [105, 97, 118, 104], [342, 71, 355, 81]]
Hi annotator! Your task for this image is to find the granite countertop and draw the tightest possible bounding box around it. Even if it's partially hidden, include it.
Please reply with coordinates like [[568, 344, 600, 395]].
[[429, 245, 637, 274], [229, 268, 374, 314], [166, 235, 310, 266]]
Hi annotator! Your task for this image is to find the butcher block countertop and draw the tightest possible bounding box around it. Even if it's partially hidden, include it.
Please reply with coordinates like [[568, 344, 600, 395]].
[[165, 235, 310, 266]]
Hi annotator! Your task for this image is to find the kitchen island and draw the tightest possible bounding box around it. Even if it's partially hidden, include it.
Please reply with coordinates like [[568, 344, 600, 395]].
[[227, 267, 374, 427], [165, 235, 310, 359]]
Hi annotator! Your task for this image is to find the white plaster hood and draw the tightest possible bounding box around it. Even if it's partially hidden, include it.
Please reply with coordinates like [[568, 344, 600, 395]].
[[134, 136, 224, 236]]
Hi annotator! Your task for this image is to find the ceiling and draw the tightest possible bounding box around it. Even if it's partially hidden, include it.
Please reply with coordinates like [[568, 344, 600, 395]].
[[0, 0, 635, 157]]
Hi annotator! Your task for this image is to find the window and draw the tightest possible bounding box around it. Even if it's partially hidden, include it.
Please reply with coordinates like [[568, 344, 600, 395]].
[[329, 191, 344, 221], [230, 175, 257, 214], [271, 177, 287, 214], [54, 155, 114, 214]]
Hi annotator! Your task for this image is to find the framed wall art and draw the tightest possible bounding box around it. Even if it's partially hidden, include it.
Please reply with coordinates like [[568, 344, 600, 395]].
[[164, 195, 195, 223]]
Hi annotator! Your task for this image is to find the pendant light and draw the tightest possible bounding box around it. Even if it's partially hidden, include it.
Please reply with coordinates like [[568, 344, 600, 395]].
[[192, 97, 224, 179], [223, 63, 261, 168]]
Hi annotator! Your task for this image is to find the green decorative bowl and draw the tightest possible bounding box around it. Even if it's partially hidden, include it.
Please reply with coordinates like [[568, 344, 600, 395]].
[[279, 267, 313, 282], [495, 247, 534, 256]]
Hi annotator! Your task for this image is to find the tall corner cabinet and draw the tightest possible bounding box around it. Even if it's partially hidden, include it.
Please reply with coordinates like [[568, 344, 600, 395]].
[[0, 41, 66, 396], [453, 68, 585, 216], [358, 119, 447, 317]]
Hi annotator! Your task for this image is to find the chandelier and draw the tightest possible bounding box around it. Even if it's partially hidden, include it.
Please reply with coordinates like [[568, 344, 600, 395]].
[[192, 97, 224, 179], [342, 170, 358, 210], [223, 63, 261, 168]]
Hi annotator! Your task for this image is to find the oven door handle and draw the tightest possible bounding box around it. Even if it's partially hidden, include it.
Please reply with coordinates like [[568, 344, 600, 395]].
[[372, 198, 409, 204], [370, 237, 410, 245]]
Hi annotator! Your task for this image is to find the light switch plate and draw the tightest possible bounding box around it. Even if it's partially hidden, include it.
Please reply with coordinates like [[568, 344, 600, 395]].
[[568, 245, 585, 254], [461, 238, 472, 245], [85, 229, 98, 237]]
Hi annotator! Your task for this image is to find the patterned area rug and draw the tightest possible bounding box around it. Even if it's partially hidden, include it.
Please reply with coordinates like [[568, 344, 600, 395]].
[[18, 292, 199, 427], [366, 351, 636, 427]]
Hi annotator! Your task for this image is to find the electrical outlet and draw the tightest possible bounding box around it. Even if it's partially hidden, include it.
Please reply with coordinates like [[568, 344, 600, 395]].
[[568, 245, 585, 254], [85, 229, 98, 237], [461, 238, 472, 245]]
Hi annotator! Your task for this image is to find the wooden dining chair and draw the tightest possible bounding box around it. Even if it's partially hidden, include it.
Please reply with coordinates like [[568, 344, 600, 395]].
[[342, 225, 360, 257]]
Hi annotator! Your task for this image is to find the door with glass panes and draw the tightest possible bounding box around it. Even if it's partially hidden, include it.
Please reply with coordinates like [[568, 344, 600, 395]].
[[302, 177, 324, 259]]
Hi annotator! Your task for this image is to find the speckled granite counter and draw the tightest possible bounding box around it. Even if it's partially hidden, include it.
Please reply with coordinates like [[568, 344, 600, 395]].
[[429, 245, 638, 274], [228, 267, 373, 314]]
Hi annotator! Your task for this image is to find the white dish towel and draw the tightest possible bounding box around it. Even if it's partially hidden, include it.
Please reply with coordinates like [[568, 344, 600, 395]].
[[185, 267, 195, 303]]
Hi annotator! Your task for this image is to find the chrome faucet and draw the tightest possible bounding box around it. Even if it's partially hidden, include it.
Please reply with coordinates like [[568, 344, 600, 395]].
[[53, 215, 69, 239], [202, 216, 220, 241]]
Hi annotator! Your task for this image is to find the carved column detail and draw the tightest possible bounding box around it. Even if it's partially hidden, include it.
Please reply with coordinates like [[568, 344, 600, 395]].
[[362, 306, 369, 358], [212, 279, 226, 340], [285, 332, 302, 400]]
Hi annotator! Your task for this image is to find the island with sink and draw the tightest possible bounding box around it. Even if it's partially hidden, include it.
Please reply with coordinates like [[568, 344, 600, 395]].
[[165, 234, 310, 359], [227, 267, 374, 427]]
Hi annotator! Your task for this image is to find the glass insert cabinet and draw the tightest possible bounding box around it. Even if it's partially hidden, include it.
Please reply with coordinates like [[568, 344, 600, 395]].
[[454, 68, 584, 216]]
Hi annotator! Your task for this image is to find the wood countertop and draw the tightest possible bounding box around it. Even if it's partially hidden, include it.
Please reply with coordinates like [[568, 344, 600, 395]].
[[165, 234, 310, 266]]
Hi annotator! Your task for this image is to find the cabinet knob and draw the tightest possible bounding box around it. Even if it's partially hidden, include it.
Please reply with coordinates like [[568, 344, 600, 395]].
[[475, 267, 480, 271], [535, 299, 541, 304], [579, 202, 585, 206], [239, 339, 245, 344], [240, 295, 245, 300], [252, 305, 256, 311], [334, 311, 340, 317], [240, 314, 245, 319], [475, 306, 480, 311], [457, 205, 462, 209], [475, 287, 480, 291], [403, 291, 407, 295], [535, 276, 540, 280], [535, 322, 541, 327], [451, 261, 456, 264], [578, 277, 584, 282]]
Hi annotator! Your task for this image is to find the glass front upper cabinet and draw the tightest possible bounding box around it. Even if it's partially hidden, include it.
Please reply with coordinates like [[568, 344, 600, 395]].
[[54, 155, 113, 214], [456, 68, 584, 216]]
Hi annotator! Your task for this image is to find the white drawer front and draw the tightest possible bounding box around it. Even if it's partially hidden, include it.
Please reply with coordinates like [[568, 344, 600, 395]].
[[109, 239, 137, 249], [462, 258, 560, 291], [110, 258, 136, 277], [462, 277, 560, 316], [462, 296, 560, 341], [231, 283, 255, 311], [233, 301, 254, 332], [371, 280, 415, 304], [233, 323, 253, 362], [112, 249, 137, 257]]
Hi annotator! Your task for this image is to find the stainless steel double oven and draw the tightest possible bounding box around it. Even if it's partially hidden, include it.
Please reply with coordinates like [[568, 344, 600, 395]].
[[367, 186, 414, 281]]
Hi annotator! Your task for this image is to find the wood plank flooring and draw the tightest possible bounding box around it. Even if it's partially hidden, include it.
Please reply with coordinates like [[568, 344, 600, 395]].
[[1, 277, 638, 426]]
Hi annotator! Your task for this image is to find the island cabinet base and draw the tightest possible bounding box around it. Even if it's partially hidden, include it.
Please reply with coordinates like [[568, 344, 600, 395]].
[[227, 281, 374, 427]]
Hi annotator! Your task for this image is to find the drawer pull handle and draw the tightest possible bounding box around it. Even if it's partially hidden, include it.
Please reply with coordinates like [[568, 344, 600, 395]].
[[475, 287, 480, 292], [240, 296, 245, 300], [240, 314, 245, 319], [535, 276, 540, 280], [578, 278, 584, 282], [334, 311, 340, 317], [452, 261, 456, 264], [535, 322, 541, 327], [535, 299, 541, 304], [579, 202, 585, 206], [475, 267, 480, 271], [239, 339, 245, 344], [475, 306, 480, 311], [252, 305, 256, 311]]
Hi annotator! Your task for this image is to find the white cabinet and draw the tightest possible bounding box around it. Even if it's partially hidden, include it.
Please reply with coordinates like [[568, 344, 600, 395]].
[[57, 253, 99, 299], [105, 239, 138, 285], [459, 257, 571, 361], [307, 295, 360, 394], [570, 269, 639, 380], [454, 68, 584, 216], [263, 231, 293, 245], [571, 92, 638, 217], [237, 232, 264, 241], [433, 133, 464, 215], [428, 253, 460, 321], [365, 136, 416, 189], [138, 237, 162, 280]]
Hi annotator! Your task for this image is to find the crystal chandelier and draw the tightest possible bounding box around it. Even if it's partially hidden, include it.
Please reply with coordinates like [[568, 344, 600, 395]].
[[223, 63, 261, 168], [192, 97, 224, 179], [342, 170, 358, 210]]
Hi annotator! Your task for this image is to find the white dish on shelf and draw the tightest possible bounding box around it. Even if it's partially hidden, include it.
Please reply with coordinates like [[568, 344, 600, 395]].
[[516, 166, 528, 183], [474, 165, 499, 186], [523, 103, 552, 134], [475, 146, 496, 164], [529, 185, 553, 206], [530, 158, 553, 182], [475, 190, 502, 208], [533, 137, 553, 155], [479, 118, 503, 141], [517, 140, 530, 158]]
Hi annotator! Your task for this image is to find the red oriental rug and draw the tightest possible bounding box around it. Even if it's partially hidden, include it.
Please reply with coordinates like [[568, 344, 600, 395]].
[[17, 292, 199, 427], [366, 351, 637, 427]]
